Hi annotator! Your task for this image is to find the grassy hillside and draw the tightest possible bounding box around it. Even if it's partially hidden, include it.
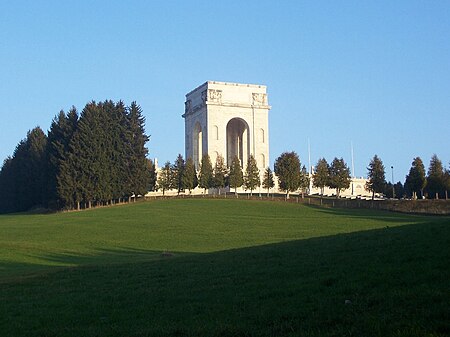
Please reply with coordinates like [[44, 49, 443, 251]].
[[0, 199, 448, 336]]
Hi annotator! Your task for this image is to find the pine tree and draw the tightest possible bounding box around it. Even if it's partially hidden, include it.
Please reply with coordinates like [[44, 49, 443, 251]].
[[47, 107, 79, 209], [173, 154, 185, 195], [405, 157, 426, 199], [125, 102, 150, 200], [274, 151, 301, 199], [262, 167, 275, 197], [198, 154, 213, 194], [329, 157, 351, 198], [313, 158, 329, 196], [213, 154, 228, 195], [426, 154, 445, 199], [1, 128, 48, 212], [444, 164, 450, 200], [366, 155, 386, 200], [182, 157, 198, 194], [228, 155, 243, 196], [147, 159, 157, 192], [244, 155, 260, 196], [0, 156, 16, 213]]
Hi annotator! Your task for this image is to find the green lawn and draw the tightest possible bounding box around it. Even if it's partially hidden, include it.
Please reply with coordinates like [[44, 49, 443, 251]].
[[0, 199, 448, 336]]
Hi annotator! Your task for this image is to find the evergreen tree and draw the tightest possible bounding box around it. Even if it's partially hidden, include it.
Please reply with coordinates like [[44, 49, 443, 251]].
[[157, 161, 173, 196], [47, 108, 79, 209], [329, 157, 351, 198], [262, 167, 275, 197], [313, 158, 329, 196], [173, 154, 185, 195], [0, 128, 48, 212], [182, 157, 198, 194], [198, 154, 213, 194], [0, 157, 16, 213], [299, 165, 310, 198], [444, 165, 450, 200], [228, 155, 244, 196], [71, 101, 103, 208], [213, 154, 228, 195], [426, 154, 445, 199], [22, 128, 48, 210], [125, 102, 150, 200], [274, 151, 301, 199], [147, 159, 157, 192], [405, 157, 427, 199], [366, 155, 386, 200], [244, 155, 260, 196]]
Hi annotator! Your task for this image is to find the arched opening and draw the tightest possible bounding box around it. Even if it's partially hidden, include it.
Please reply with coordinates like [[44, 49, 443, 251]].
[[193, 122, 202, 169], [226, 118, 249, 167]]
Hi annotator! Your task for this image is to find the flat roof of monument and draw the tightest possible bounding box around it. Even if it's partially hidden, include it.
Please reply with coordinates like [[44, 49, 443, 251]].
[[186, 81, 267, 96]]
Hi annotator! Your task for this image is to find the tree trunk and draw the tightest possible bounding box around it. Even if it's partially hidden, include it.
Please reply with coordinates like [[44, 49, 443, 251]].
[[435, 192, 439, 200]]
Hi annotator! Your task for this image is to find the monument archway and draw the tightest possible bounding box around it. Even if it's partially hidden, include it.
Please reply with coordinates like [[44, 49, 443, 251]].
[[226, 118, 249, 167]]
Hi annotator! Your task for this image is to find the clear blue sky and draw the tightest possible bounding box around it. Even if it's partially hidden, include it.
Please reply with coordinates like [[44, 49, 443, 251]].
[[1, 1, 449, 183]]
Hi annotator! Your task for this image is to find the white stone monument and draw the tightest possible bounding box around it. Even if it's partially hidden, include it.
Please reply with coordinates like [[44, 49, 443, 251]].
[[183, 81, 271, 170]]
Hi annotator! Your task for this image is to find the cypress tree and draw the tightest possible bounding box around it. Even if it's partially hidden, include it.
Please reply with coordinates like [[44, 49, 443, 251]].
[[198, 154, 213, 194], [213, 154, 228, 195], [262, 167, 274, 197], [182, 157, 198, 194], [244, 155, 260, 196], [173, 154, 185, 195], [228, 156, 243, 197]]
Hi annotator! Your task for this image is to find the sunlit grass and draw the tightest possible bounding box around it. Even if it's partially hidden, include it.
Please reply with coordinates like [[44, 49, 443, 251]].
[[0, 199, 448, 336]]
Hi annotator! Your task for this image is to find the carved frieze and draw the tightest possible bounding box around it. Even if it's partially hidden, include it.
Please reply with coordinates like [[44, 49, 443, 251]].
[[252, 93, 267, 105], [208, 89, 222, 103]]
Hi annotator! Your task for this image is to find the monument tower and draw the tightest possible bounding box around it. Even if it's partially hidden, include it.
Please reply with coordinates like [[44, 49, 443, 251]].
[[183, 81, 270, 170]]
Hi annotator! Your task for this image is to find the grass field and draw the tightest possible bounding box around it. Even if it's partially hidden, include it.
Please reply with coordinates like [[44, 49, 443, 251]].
[[0, 199, 449, 336]]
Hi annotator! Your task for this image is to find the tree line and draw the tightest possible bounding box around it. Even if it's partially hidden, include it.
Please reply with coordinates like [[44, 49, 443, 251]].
[[1, 103, 449, 214], [0, 100, 151, 213], [364, 154, 450, 200]]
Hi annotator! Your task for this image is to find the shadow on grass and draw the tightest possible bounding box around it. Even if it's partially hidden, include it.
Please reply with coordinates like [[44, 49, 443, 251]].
[[0, 218, 449, 337]]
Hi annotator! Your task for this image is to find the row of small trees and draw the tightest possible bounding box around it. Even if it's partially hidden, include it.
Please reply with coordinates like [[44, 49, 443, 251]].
[[153, 151, 356, 199], [0, 100, 151, 213], [155, 153, 265, 196], [157, 151, 449, 200]]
